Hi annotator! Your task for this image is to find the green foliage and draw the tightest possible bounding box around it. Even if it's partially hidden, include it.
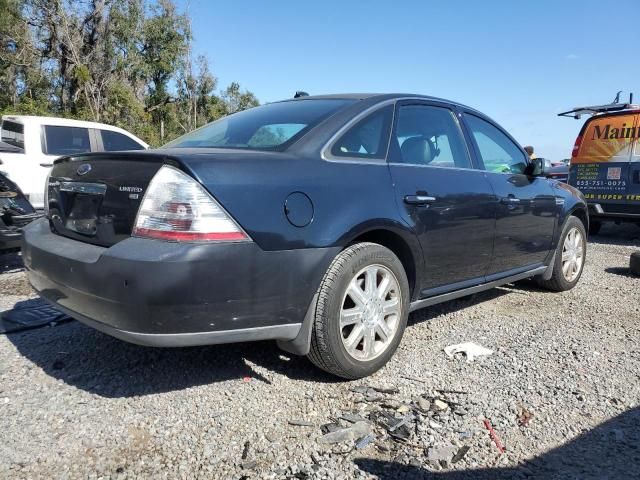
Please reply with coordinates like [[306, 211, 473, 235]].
[[0, 0, 260, 146]]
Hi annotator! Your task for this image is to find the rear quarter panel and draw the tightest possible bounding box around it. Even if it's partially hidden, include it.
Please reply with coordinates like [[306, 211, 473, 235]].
[[182, 153, 418, 253]]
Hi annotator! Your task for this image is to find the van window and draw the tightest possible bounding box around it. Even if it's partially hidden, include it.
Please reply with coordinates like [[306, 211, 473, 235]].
[[577, 114, 637, 163], [101, 130, 144, 151], [1, 121, 25, 150], [44, 126, 91, 155]]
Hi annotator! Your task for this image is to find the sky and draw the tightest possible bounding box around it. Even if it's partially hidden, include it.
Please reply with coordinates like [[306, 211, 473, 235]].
[[178, 0, 640, 160]]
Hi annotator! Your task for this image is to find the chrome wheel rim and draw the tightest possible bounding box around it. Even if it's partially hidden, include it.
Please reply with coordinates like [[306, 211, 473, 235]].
[[561, 227, 584, 282], [340, 264, 402, 361]]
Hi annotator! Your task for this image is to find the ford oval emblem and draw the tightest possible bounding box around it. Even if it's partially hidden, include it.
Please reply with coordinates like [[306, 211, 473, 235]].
[[77, 164, 92, 176]]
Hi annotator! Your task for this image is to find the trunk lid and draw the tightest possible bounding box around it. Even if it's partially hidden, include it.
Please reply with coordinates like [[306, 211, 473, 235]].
[[47, 152, 173, 246]]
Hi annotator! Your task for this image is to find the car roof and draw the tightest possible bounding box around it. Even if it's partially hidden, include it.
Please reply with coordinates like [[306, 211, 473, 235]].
[[279, 93, 481, 112]]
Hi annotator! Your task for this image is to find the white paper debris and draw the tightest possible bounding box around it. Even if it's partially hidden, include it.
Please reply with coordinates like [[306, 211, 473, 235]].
[[444, 342, 493, 362]]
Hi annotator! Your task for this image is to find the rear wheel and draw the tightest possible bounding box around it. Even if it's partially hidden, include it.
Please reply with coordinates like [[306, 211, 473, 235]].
[[536, 216, 586, 292], [307, 243, 409, 379]]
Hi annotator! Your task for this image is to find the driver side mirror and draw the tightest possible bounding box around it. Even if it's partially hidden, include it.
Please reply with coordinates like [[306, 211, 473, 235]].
[[527, 157, 551, 176]]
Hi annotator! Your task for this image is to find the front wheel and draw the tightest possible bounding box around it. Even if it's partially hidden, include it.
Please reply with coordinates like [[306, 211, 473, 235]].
[[307, 243, 409, 379], [536, 216, 587, 292]]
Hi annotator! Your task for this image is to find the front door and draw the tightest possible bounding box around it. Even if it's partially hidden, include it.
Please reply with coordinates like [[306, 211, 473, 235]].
[[388, 102, 497, 296], [462, 112, 557, 275]]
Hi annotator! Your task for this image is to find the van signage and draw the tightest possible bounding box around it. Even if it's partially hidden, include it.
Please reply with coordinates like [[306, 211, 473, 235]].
[[592, 123, 640, 140]]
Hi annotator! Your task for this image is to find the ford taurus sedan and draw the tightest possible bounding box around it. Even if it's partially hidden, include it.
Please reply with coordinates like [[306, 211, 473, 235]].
[[22, 93, 588, 379]]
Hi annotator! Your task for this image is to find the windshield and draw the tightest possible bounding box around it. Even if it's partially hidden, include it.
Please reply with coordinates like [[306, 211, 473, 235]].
[[163, 99, 355, 150]]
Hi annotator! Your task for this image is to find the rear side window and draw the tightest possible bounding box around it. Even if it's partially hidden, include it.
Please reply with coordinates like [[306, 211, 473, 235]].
[[101, 130, 144, 151], [1, 121, 24, 149], [331, 105, 393, 159], [577, 114, 637, 164], [465, 115, 527, 174], [44, 126, 91, 155], [393, 105, 471, 168]]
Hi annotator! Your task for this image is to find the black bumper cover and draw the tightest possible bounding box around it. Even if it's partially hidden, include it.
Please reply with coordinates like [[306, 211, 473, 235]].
[[22, 219, 338, 347]]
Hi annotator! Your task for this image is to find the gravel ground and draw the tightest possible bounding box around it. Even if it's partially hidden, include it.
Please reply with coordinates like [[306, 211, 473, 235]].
[[0, 224, 639, 479]]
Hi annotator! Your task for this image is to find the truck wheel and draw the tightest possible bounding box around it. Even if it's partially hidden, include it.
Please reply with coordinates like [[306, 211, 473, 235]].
[[308, 243, 409, 379], [630, 252, 640, 276], [588, 221, 602, 235], [536, 216, 587, 292]]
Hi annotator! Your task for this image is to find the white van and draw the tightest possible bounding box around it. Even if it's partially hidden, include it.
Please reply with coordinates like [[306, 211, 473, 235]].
[[0, 115, 148, 208]]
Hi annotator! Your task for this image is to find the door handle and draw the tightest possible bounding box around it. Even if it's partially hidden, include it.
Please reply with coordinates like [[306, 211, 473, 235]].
[[404, 194, 436, 205], [500, 196, 521, 204]]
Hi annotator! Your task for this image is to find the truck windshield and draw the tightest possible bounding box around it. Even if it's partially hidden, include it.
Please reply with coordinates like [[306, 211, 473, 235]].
[[163, 99, 355, 150], [1, 120, 25, 150]]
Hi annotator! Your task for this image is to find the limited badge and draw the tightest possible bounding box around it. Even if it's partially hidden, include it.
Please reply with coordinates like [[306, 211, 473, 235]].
[[607, 167, 621, 180]]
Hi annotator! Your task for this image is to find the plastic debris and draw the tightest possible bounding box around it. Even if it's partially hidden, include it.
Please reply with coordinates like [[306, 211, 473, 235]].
[[483, 419, 505, 454], [339, 413, 366, 424], [288, 419, 314, 427], [426, 445, 457, 465], [452, 445, 471, 464], [444, 342, 494, 362], [355, 434, 375, 449], [317, 421, 372, 444]]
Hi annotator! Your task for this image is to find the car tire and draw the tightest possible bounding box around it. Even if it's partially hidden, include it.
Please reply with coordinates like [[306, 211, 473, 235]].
[[630, 252, 640, 276], [536, 216, 587, 292], [307, 242, 409, 379], [588, 221, 602, 236]]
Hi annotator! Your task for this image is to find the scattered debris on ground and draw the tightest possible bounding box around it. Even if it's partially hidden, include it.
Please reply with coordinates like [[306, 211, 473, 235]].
[[444, 342, 494, 362]]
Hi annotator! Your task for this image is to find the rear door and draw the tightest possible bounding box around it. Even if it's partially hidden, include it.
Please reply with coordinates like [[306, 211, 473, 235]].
[[569, 112, 637, 210], [387, 101, 496, 295], [461, 112, 556, 275]]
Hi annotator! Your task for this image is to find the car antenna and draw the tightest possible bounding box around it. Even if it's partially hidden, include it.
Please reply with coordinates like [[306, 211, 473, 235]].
[[294, 91, 309, 98]]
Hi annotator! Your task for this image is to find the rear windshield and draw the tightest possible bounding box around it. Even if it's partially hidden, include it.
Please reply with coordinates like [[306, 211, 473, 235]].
[[163, 99, 355, 150], [1, 120, 25, 149]]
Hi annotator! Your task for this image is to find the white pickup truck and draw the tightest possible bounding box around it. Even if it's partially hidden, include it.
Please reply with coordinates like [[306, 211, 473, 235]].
[[0, 115, 148, 208]]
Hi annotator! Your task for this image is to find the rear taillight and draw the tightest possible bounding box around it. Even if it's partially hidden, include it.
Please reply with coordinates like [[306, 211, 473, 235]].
[[133, 165, 250, 242], [571, 135, 583, 159]]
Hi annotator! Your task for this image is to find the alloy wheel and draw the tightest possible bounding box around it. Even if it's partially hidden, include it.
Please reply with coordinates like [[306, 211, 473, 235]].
[[561, 227, 584, 282], [339, 264, 402, 361]]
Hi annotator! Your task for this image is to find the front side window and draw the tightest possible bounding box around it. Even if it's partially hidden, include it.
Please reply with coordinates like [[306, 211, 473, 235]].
[[44, 126, 91, 156], [331, 105, 393, 159], [393, 105, 471, 168], [465, 114, 528, 174], [1, 121, 24, 150], [101, 130, 145, 151], [164, 99, 355, 151]]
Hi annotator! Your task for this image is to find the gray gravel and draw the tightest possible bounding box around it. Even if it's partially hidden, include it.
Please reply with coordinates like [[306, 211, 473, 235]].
[[1, 224, 639, 479]]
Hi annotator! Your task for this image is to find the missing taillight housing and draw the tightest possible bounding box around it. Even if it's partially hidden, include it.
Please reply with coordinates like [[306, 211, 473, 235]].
[[133, 165, 250, 242]]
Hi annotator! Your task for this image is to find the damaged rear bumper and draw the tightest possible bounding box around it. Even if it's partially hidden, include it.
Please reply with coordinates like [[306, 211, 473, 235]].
[[22, 218, 338, 347]]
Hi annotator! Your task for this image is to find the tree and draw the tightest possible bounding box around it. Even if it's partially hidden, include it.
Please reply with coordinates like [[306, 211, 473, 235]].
[[0, 0, 261, 147]]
